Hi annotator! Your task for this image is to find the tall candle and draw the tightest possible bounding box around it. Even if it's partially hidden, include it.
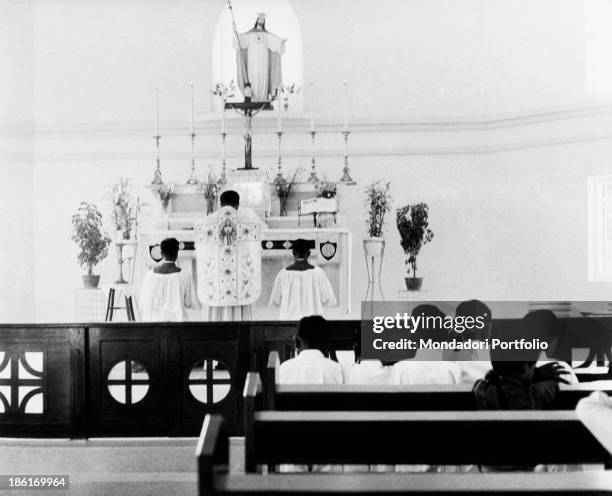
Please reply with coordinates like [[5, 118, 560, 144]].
[[190, 82, 195, 135], [309, 79, 315, 132], [154, 87, 159, 136], [343, 80, 349, 131]]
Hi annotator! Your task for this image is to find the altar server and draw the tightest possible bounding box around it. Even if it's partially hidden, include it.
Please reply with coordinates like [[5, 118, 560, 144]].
[[196, 190, 265, 321], [139, 238, 198, 321], [279, 316, 343, 384], [269, 239, 337, 320]]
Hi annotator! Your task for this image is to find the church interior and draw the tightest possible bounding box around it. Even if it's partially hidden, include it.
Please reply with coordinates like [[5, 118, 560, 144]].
[[2, 0, 612, 494]]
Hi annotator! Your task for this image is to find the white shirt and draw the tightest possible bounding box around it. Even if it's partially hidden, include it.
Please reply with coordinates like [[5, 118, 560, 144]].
[[348, 360, 391, 385], [443, 348, 491, 384], [389, 360, 461, 385], [576, 391, 612, 454], [278, 349, 343, 385], [269, 266, 337, 320], [138, 269, 196, 321]]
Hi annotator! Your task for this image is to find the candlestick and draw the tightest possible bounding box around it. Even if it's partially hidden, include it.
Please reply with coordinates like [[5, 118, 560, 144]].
[[277, 96, 282, 132], [151, 135, 163, 185], [276, 130, 283, 178], [221, 96, 226, 133], [308, 130, 320, 183], [186, 132, 198, 185], [190, 82, 195, 135], [219, 131, 227, 184], [154, 87, 159, 137], [343, 80, 349, 131], [339, 130, 355, 185]]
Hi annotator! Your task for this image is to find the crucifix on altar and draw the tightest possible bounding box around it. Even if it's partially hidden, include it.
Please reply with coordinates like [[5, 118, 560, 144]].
[[227, 3, 286, 170]]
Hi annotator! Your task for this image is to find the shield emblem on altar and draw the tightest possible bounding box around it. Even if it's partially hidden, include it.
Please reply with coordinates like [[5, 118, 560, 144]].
[[319, 241, 337, 261]]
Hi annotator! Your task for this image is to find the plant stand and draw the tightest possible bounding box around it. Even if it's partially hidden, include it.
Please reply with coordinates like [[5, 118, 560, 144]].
[[363, 239, 385, 303]]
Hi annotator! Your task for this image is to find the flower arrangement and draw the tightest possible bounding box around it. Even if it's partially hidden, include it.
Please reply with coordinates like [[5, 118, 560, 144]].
[[396, 203, 434, 280], [278, 83, 301, 110], [211, 81, 237, 101], [364, 181, 391, 238], [71, 202, 111, 285], [153, 182, 174, 211], [273, 167, 302, 216], [316, 178, 337, 199], [200, 169, 219, 215], [109, 177, 143, 240]]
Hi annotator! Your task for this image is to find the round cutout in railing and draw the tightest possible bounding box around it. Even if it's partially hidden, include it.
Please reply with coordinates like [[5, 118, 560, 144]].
[[107, 360, 150, 405], [188, 359, 232, 405]]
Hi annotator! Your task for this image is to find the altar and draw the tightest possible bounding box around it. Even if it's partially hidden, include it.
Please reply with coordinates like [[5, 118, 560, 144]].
[[137, 182, 352, 320]]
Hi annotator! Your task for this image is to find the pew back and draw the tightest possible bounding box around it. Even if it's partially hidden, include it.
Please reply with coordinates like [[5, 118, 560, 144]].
[[265, 352, 612, 411]]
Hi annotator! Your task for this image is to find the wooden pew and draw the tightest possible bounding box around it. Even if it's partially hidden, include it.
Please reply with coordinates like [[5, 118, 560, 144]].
[[198, 412, 612, 496], [243, 372, 612, 471], [264, 351, 612, 411]]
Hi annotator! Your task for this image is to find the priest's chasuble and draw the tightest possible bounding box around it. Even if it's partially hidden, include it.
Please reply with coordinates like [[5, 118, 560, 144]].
[[195, 206, 264, 321]]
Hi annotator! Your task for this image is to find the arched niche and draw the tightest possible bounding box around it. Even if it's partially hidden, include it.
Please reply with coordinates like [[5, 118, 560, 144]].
[[212, 0, 303, 111]]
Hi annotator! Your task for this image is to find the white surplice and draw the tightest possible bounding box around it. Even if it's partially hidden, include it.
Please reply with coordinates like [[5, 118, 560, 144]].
[[138, 270, 197, 322], [348, 360, 391, 385], [278, 349, 343, 385], [269, 266, 337, 321], [389, 360, 461, 385]]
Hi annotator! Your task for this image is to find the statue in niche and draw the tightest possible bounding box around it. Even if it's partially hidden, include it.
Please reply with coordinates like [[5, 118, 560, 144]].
[[234, 13, 286, 102]]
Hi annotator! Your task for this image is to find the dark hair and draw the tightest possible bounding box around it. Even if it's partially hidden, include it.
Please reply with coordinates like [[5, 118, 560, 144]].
[[297, 315, 331, 353], [522, 309, 561, 359], [454, 299, 492, 341], [160, 238, 179, 261], [253, 17, 266, 30], [292, 238, 311, 258], [220, 190, 240, 208]]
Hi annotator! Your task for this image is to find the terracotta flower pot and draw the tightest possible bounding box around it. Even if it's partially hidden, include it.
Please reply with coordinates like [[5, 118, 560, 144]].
[[82, 274, 100, 289], [405, 277, 423, 291]]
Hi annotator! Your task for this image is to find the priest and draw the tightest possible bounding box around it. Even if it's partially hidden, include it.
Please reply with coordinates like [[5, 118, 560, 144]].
[[195, 190, 265, 321]]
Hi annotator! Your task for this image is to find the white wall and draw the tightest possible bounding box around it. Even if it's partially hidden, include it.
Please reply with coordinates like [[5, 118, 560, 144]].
[[0, 1, 34, 322], [4, 0, 612, 321]]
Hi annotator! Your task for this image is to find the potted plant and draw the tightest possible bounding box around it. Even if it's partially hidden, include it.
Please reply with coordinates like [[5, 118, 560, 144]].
[[273, 168, 302, 216], [316, 178, 337, 199], [200, 168, 220, 215], [109, 178, 144, 283], [152, 182, 174, 213], [396, 202, 434, 291], [364, 181, 391, 258], [72, 202, 112, 289]]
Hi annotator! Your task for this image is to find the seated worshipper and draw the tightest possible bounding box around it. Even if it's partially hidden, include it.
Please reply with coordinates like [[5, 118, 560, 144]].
[[139, 238, 198, 321], [197, 190, 265, 321], [576, 391, 612, 455], [442, 299, 492, 384], [278, 315, 343, 384], [389, 305, 461, 385], [526, 310, 578, 384], [348, 329, 391, 385], [269, 239, 337, 321]]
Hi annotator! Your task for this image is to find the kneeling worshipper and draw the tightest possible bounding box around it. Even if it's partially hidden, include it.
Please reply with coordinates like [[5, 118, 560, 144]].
[[196, 190, 265, 321], [139, 237, 199, 321], [389, 305, 461, 386], [442, 300, 493, 384], [347, 330, 391, 385], [269, 238, 337, 320], [279, 315, 343, 384]]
